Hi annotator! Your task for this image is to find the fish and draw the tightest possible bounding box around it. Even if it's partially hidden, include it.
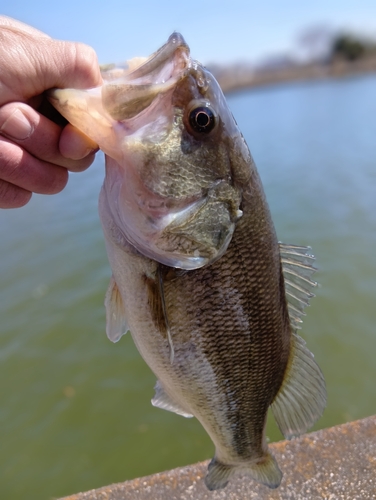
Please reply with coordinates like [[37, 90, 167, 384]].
[[49, 33, 326, 491]]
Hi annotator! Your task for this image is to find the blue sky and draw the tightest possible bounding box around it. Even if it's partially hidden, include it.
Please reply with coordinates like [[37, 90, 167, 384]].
[[3, 1, 376, 65]]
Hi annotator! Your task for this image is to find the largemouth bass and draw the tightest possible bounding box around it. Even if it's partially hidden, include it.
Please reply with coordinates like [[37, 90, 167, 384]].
[[49, 33, 326, 491]]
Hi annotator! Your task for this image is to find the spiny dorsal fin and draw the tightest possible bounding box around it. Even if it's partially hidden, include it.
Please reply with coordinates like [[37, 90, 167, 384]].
[[279, 243, 318, 330], [152, 380, 193, 418], [273, 243, 326, 438], [271, 333, 326, 439], [104, 276, 129, 342]]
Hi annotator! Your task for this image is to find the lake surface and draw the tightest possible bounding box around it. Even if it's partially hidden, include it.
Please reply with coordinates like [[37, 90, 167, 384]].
[[1, 74, 376, 499]]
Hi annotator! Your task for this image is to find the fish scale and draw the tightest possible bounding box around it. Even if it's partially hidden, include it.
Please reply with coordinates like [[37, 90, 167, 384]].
[[49, 32, 326, 491], [158, 189, 288, 459]]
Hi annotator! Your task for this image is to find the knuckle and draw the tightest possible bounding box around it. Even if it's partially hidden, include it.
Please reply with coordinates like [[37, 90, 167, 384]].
[[0, 138, 68, 195], [0, 103, 35, 141], [0, 139, 22, 182], [0, 180, 32, 209], [48, 167, 69, 194], [72, 42, 101, 88]]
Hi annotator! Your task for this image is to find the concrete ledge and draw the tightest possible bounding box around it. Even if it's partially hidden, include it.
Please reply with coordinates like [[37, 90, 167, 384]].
[[61, 415, 376, 500]]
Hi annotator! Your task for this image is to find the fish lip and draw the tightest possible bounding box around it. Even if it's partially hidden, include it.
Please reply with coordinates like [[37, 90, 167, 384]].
[[167, 32, 189, 48], [125, 31, 189, 82]]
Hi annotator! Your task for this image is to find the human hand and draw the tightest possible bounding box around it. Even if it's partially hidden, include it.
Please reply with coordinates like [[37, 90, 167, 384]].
[[0, 16, 102, 208]]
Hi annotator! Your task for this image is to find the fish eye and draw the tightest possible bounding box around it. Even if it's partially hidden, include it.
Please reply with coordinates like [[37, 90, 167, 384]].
[[188, 106, 216, 134]]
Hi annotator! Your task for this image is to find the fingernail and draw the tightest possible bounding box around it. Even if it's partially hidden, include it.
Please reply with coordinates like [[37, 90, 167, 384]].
[[72, 147, 99, 160], [86, 147, 99, 156], [83, 148, 99, 158], [0, 108, 33, 140]]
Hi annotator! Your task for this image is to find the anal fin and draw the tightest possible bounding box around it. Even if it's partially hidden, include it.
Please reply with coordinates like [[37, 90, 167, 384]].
[[104, 276, 129, 342], [151, 380, 193, 418], [271, 333, 326, 439]]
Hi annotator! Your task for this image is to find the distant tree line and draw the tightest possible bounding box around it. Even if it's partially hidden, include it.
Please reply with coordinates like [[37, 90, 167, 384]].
[[331, 33, 376, 61]]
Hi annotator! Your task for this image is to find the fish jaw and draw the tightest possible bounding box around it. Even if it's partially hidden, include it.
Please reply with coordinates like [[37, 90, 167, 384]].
[[100, 152, 241, 269], [48, 86, 120, 159]]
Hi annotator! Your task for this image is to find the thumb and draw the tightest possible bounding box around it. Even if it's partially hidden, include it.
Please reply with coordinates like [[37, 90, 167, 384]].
[[40, 38, 103, 91], [0, 20, 102, 103]]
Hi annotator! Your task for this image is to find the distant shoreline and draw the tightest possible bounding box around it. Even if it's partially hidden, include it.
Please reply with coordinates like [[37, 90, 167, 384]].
[[210, 57, 376, 93]]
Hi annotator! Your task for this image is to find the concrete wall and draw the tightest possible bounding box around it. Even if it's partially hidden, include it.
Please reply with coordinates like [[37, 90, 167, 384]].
[[60, 415, 376, 500]]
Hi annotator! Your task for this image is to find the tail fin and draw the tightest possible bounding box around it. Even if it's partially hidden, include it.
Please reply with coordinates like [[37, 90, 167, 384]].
[[204, 452, 282, 491]]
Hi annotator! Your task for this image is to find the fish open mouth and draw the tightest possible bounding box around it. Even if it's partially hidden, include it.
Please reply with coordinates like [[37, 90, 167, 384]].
[[47, 32, 192, 161], [101, 33, 191, 120]]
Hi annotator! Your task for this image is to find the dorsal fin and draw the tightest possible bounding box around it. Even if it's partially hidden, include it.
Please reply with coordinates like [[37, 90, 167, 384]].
[[279, 243, 318, 330], [271, 243, 326, 439], [271, 333, 326, 439]]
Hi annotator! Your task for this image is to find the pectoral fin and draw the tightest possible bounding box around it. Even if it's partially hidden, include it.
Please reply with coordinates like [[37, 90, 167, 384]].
[[271, 333, 326, 439], [104, 276, 129, 343], [151, 380, 193, 418]]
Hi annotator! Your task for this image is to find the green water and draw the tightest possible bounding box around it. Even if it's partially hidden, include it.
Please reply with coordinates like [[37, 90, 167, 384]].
[[1, 74, 376, 499]]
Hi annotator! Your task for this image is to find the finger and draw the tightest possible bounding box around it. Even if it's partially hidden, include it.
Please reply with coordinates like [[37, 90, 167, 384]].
[[0, 179, 32, 209], [0, 136, 68, 195], [0, 102, 97, 171], [1, 29, 102, 103], [59, 123, 99, 167], [0, 16, 50, 37], [42, 38, 102, 90]]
